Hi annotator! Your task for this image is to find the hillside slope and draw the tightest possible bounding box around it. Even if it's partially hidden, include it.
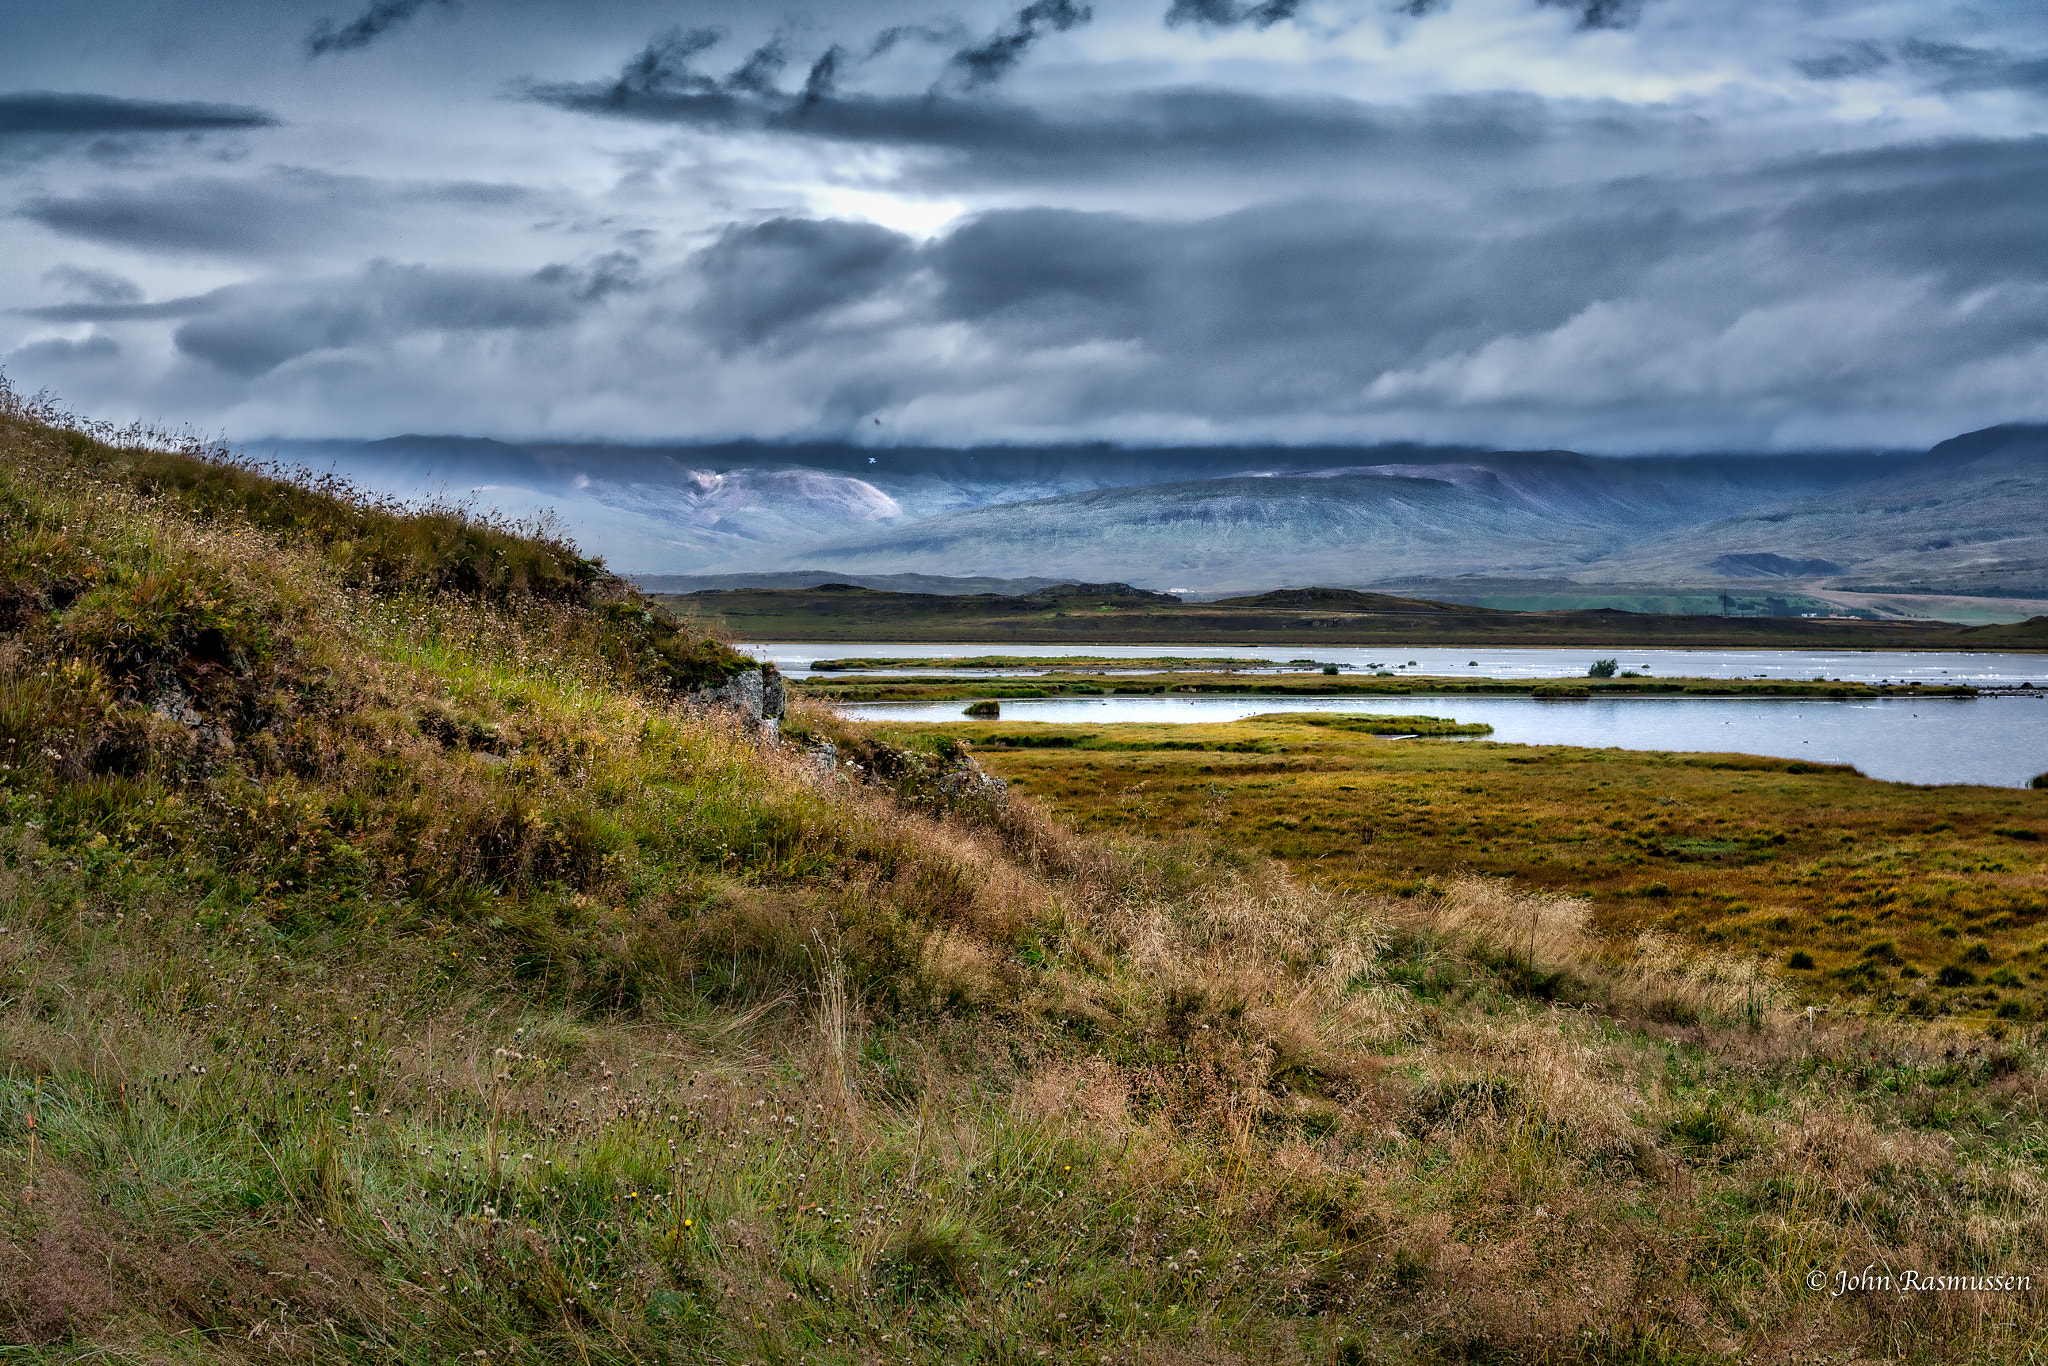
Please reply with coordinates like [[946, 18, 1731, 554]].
[[751, 471, 1625, 588], [1593, 425, 2048, 594], [2, 384, 2044, 1363], [726, 449, 2046, 595]]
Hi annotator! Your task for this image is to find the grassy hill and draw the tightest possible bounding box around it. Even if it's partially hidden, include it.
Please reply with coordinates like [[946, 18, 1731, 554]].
[[2, 382, 2044, 1363]]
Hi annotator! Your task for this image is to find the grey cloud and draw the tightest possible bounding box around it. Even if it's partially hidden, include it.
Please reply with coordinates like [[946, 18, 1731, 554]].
[[1534, 0, 1643, 32], [1795, 42, 1891, 81], [947, 0, 1094, 90], [8, 334, 120, 366], [802, 47, 847, 102], [866, 23, 965, 60], [543, 4, 1092, 119], [41, 264, 143, 304], [616, 27, 728, 98], [1756, 138, 2048, 292], [531, 27, 743, 127], [1165, 0, 1301, 30], [924, 194, 1703, 377], [1795, 38, 2048, 95], [692, 218, 916, 350], [306, 0, 455, 58], [726, 38, 790, 95], [1898, 39, 2048, 96], [171, 258, 622, 376], [17, 169, 534, 258], [531, 70, 1553, 191], [0, 91, 277, 137], [929, 208, 1153, 338], [16, 296, 211, 323], [632, 131, 2042, 435]]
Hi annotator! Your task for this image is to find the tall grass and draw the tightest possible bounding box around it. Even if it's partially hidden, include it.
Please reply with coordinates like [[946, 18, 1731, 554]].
[[0, 385, 2043, 1362]]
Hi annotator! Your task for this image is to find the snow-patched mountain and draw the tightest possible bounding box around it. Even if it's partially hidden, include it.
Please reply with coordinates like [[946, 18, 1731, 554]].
[[257, 427, 2048, 597]]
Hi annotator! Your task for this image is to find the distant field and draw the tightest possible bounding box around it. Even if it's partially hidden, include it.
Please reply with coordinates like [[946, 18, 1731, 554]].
[[666, 583, 2048, 649], [792, 670, 1973, 703], [867, 714, 2048, 1022]]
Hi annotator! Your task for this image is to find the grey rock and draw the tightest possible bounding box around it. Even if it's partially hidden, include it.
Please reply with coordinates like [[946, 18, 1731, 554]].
[[692, 667, 786, 732]]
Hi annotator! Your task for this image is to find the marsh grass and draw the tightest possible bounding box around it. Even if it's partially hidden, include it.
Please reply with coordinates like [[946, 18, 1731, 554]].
[[0, 386, 2044, 1362], [919, 715, 2048, 1024]]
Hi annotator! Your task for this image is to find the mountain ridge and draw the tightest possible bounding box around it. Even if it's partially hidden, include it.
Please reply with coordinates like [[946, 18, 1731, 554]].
[[257, 427, 2043, 598]]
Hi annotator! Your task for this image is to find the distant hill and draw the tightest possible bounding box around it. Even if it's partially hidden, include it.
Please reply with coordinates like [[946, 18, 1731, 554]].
[[1588, 426, 2048, 597], [263, 427, 2048, 602], [662, 583, 2048, 649], [631, 570, 1076, 596]]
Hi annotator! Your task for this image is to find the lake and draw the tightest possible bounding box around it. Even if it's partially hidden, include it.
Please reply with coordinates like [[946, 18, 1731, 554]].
[[832, 692, 2048, 790], [741, 641, 2048, 686], [746, 640, 2048, 787]]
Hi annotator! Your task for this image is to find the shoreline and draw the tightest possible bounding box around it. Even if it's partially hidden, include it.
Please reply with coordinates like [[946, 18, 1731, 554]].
[[792, 670, 1984, 704]]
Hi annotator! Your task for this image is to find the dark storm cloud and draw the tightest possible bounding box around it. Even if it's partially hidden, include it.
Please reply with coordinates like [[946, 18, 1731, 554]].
[[0, 91, 277, 137], [306, 0, 455, 58], [1164, 0, 1302, 31], [17, 170, 533, 258], [691, 218, 916, 351], [171, 257, 629, 376], [947, 1, 1094, 90]]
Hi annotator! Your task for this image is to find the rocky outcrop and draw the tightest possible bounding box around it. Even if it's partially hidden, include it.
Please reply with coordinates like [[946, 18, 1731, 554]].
[[692, 666, 785, 730], [935, 759, 1008, 807], [815, 733, 1008, 814]]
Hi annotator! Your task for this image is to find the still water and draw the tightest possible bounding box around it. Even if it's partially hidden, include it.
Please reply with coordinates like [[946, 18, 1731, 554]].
[[834, 694, 2048, 790], [742, 641, 2048, 686]]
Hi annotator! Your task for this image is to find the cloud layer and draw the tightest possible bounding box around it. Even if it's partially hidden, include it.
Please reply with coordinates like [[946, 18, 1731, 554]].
[[3, 0, 2046, 451]]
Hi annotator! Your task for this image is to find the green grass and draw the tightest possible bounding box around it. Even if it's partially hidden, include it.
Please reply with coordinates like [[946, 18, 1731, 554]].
[[2, 380, 2046, 1364]]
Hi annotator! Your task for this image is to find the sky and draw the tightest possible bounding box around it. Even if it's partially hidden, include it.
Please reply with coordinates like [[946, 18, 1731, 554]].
[[1, 0, 2045, 453]]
